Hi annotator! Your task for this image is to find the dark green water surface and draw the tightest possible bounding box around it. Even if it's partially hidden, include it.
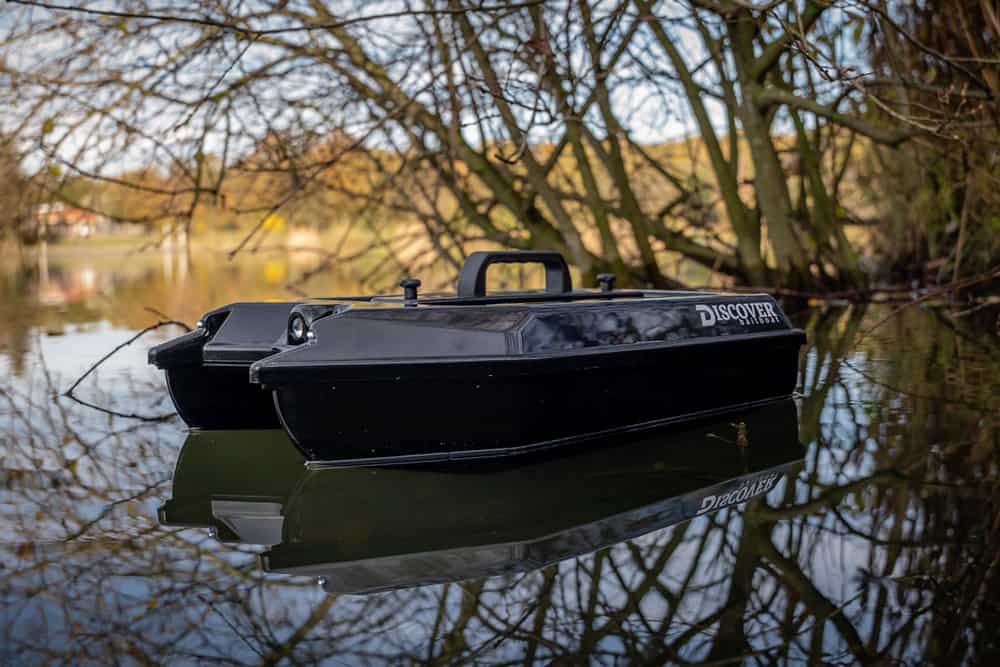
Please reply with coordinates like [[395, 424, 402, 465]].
[[1, 249, 998, 665]]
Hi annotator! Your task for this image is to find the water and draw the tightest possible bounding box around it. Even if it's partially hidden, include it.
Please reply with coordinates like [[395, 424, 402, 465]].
[[1, 246, 998, 665]]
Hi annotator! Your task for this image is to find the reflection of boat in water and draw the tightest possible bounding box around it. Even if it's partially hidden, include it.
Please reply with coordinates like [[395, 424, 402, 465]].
[[160, 399, 802, 594], [157, 428, 305, 541]]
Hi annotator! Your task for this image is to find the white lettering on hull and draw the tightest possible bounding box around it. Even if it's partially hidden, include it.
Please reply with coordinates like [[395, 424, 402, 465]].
[[695, 302, 781, 328]]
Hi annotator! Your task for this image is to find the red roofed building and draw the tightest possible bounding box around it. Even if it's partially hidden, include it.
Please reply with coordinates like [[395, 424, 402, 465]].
[[30, 203, 113, 240]]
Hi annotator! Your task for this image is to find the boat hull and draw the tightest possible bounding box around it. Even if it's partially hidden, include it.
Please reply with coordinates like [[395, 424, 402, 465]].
[[271, 331, 804, 464], [165, 364, 280, 429]]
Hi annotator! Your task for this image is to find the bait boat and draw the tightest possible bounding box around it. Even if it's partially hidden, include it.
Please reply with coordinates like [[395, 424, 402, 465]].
[[150, 250, 805, 464], [158, 399, 803, 594]]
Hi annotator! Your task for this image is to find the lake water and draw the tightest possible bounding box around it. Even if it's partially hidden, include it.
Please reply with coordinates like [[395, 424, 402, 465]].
[[1, 245, 998, 664]]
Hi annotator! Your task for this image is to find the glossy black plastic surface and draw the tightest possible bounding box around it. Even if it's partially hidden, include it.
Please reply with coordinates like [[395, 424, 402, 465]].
[[165, 364, 280, 429], [456, 250, 572, 297], [270, 333, 803, 463], [252, 293, 797, 382]]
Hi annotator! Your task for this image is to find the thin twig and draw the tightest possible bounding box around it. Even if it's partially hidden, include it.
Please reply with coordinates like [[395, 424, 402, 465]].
[[8, 0, 542, 36], [62, 320, 191, 421]]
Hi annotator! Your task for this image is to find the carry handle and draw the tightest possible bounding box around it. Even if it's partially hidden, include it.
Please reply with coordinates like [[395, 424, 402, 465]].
[[456, 251, 573, 298]]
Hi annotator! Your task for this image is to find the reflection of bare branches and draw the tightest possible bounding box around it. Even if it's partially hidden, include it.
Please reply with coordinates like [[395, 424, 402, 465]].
[[852, 264, 1000, 345]]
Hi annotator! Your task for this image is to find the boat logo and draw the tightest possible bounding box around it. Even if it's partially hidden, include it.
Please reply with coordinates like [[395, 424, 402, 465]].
[[696, 471, 782, 515], [695, 302, 781, 327]]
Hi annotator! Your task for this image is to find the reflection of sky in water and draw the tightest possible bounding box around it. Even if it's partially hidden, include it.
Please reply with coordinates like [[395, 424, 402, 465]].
[[1, 322, 164, 382]]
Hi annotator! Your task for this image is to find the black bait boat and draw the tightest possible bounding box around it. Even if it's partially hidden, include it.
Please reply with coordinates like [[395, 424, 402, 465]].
[[150, 250, 805, 464]]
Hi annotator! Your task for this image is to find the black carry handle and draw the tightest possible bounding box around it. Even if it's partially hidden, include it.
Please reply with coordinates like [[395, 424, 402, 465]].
[[457, 251, 573, 298]]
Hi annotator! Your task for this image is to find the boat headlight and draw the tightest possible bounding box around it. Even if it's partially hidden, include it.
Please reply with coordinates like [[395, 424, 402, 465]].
[[288, 313, 310, 344]]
